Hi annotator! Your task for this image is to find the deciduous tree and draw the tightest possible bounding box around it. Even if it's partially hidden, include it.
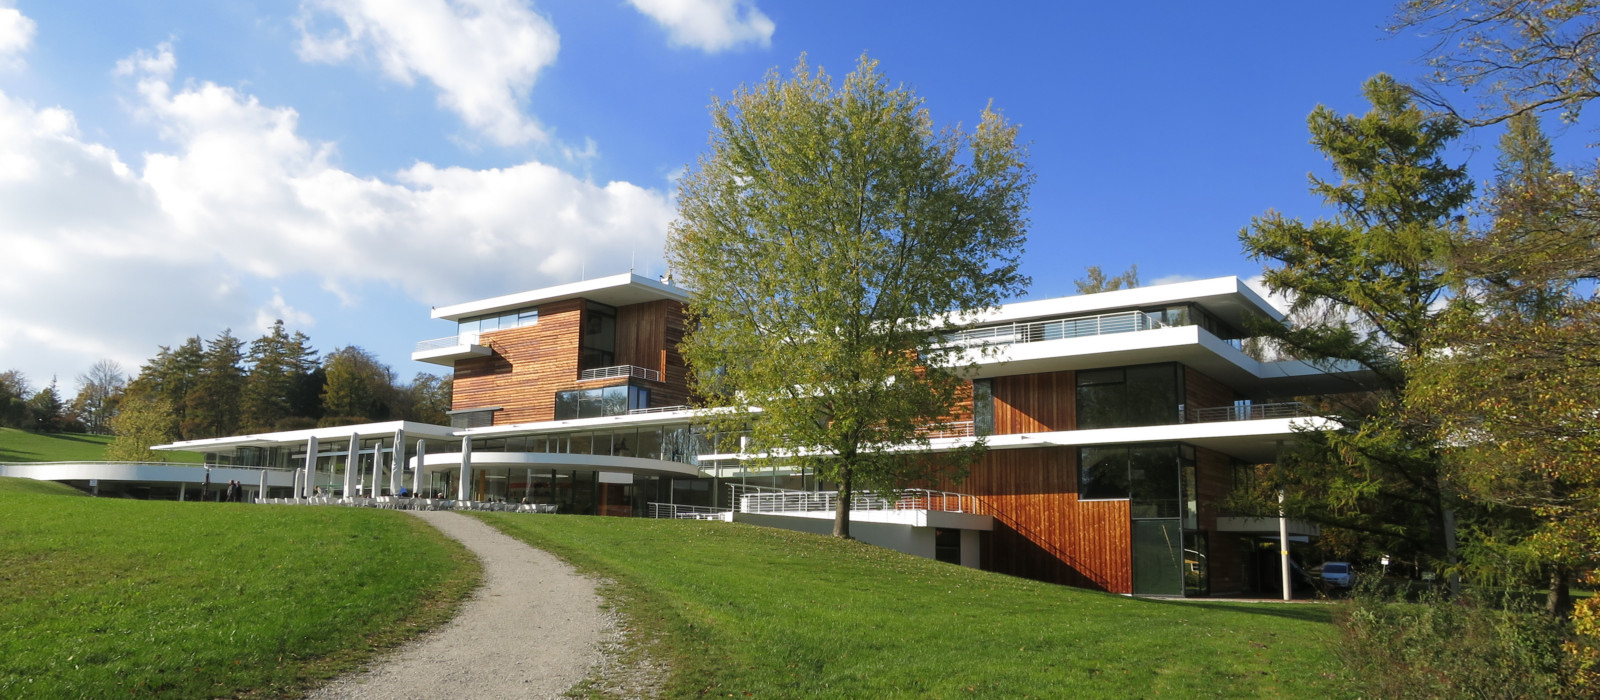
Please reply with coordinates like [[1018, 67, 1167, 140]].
[[1073, 265, 1139, 294], [667, 55, 1031, 538]]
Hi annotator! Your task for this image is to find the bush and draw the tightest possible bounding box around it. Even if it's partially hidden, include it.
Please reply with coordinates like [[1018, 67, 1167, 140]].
[[1336, 586, 1573, 698]]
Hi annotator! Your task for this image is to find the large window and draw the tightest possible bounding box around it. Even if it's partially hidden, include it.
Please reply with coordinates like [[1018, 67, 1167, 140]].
[[1075, 363, 1182, 429], [972, 379, 994, 436], [580, 301, 617, 371], [555, 385, 650, 420], [1080, 443, 1202, 596], [458, 307, 538, 339]]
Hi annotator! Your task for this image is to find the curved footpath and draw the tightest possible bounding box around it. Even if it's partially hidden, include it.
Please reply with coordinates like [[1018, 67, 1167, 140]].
[[307, 511, 610, 700]]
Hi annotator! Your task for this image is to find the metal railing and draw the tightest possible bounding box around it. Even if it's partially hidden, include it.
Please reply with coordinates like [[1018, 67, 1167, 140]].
[[579, 365, 661, 382], [414, 332, 480, 353], [627, 404, 691, 415], [0, 460, 296, 472], [728, 483, 979, 514], [918, 420, 975, 439], [647, 502, 734, 520], [1181, 401, 1314, 423], [942, 309, 1167, 348]]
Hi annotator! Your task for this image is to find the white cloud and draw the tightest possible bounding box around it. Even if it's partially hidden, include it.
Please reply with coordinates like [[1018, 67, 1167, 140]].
[[296, 0, 558, 145], [0, 3, 35, 68], [255, 291, 317, 333], [0, 46, 673, 384], [1243, 274, 1294, 315], [627, 0, 774, 52]]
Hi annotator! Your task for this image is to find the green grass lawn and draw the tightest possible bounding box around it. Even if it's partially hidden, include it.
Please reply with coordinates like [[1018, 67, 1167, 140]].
[[0, 427, 204, 463], [476, 514, 1349, 699], [0, 477, 480, 698]]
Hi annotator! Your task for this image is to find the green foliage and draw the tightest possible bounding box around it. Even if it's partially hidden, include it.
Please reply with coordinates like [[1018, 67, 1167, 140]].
[[666, 54, 1031, 537], [241, 320, 320, 431], [25, 379, 67, 433], [321, 346, 396, 421], [1074, 264, 1140, 294], [0, 475, 87, 496], [106, 394, 179, 463], [0, 489, 479, 698], [69, 360, 125, 435], [181, 329, 246, 439], [405, 372, 452, 424], [1238, 74, 1473, 566], [478, 513, 1346, 699], [1336, 588, 1571, 698], [126, 337, 204, 440]]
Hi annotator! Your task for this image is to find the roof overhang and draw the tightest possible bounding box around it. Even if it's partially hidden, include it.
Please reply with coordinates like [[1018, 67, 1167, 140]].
[[431, 273, 690, 321], [154, 421, 459, 456], [975, 276, 1284, 330]]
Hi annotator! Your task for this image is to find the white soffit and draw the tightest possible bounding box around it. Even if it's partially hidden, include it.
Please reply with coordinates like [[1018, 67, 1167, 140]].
[[431, 273, 690, 321]]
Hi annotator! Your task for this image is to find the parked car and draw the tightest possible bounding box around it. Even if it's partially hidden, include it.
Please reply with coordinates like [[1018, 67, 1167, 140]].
[[1319, 561, 1355, 589]]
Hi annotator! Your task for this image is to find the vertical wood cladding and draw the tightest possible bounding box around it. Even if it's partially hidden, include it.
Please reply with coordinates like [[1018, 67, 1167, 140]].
[[936, 447, 1132, 593], [1184, 366, 1236, 413], [1195, 446, 1245, 595], [992, 371, 1075, 433], [451, 298, 690, 424]]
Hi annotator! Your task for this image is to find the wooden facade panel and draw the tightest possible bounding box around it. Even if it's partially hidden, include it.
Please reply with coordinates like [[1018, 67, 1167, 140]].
[[992, 371, 1075, 433], [452, 298, 690, 424], [1184, 366, 1235, 413], [1193, 446, 1245, 594], [936, 446, 1131, 593]]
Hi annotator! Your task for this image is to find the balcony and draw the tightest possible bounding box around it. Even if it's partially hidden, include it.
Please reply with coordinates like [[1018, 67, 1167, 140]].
[[579, 365, 661, 382], [942, 309, 1167, 348], [1181, 401, 1314, 423], [411, 333, 492, 366]]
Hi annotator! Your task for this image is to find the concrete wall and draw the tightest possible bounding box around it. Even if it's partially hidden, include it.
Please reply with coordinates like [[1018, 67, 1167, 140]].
[[734, 513, 984, 568]]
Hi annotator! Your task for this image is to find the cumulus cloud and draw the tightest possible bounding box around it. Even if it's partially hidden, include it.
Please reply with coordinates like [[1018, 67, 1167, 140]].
[[296, 0, 558, 145], [627, 0, 774, 52], [0, 45, 673, 383], [0, 2, 36, 68]]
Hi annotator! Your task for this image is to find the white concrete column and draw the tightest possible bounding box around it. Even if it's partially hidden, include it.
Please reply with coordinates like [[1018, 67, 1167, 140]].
[[412, 439, 427, 496], [391, 428, 405, 495], [1279, 489, 1292, 601], [344, 433, 360, 498], [258, 469, 268, 503], [370, 438, 385, 497], [458, 435, 473, 501], [179, 482, 186, 502], [304, 436, 319, 498], [292, 468, 303, 501]]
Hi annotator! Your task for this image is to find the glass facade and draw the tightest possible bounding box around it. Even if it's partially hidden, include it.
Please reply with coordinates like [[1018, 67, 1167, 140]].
[[580, 301, 617, 370], [555, 385, 651, 420], [1079, 443, 1205, 596], [470, 423, 702, 466], [458, 307, 538, 339], [1075, 363, 1183, 429], [972, 379, 994, 436]]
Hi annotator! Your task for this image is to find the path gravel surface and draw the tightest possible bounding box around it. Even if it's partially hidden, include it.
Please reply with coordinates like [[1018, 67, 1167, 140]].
[[306, 510, 610, 700]]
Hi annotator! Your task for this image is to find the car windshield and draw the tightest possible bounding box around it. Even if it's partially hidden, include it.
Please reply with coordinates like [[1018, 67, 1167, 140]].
[[1323, 563, 1348, 573]]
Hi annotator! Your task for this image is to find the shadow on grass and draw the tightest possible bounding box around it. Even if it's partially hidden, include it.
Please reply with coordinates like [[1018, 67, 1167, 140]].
[[1150, 599, 1338, 624]]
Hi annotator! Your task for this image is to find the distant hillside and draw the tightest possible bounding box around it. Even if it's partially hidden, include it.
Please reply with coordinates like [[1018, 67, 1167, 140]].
[[0, 476, 88, 496], [0, 428, 204, 463]]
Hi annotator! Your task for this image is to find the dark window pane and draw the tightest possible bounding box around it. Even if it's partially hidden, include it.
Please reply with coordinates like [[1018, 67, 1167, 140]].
[[569, 433, 591, 455], [590, 431, 611, 455], [1076, 363, 1180, 429], [629, 386, 650, 412], [636, 427, 662, 460], [555, 390, 579, 420], [612, 429, 637, 457], [972, 379, 993, 436], [1129, 446, 1179, 519], [1079, 446, 1130, 500], [1132, 520, 1184, 595], [602, 385, 629, 416], [578, 388, 604, 419]]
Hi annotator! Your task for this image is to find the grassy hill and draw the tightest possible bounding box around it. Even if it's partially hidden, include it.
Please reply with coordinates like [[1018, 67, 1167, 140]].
[[0, 427, 204, 463], [480, 514, 1351, 699], [0, 478, 479, 698]]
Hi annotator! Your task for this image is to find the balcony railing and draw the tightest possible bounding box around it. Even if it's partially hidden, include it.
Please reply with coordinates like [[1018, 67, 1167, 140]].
[[647, 502, 733, 520], [414, 332, 481, 353], [579, 365, 661, 382], [1181, 401, 1314, 423], [728, 483, 979, 514], [942, 310, 1166, 348], [918, 420, 975, 439], [627, 404, 690, 415]]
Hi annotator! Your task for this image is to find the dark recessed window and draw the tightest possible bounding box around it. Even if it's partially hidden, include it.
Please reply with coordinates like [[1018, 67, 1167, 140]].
[[1076, 363, 1182, 429]]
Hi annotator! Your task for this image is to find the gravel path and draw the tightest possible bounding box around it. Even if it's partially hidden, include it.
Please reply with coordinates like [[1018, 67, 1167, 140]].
[[306, 511, 610, 700]]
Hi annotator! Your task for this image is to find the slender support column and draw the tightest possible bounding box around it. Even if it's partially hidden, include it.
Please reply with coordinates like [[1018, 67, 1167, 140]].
[[391, 428, 405, 495], [292, 468, 302, 501], [344, 433, 360, 499], [458, 436, 473, 501], [412, 439, 427, 496], [304, 436, 319, 498], [371, 438, 385, 497], [179, 482, 186, 502], [258, 469, 268, 503], [1279, 489, 1292, 601]]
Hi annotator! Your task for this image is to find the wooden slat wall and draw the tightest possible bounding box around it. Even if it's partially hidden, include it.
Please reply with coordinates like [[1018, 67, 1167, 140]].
[[992, 371, 1075, 433], [1194, 446, 1245, 595], [937, 447, 1131, 593], [451, 298, 691, 424], [1184, 366, 1236, 413]]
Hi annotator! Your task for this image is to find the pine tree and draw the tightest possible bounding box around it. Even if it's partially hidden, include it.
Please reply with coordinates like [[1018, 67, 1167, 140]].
[[242, 321, 299, 431], [27, 378, 65, 433], [183, 330, 246, 439], [127, 337, 205, 439]]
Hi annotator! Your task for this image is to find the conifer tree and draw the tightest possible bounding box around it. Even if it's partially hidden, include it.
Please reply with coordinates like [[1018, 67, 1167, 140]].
[[127, 337, 205, 439], [242, 321, 300, 431], [183, 330, 246, 439]]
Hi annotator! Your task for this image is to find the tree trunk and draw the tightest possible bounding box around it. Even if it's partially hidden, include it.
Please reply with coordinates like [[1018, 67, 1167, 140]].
[[1549, 566, 1572, 619], [832, 468, 852, 539]]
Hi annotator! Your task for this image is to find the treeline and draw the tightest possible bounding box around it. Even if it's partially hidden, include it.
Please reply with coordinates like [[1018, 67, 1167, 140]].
[[2, 319, 451, 447]]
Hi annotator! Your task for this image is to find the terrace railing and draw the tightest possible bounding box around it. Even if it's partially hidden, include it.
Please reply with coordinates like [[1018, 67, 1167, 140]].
[[647, 502, 734, 520], [728, 483, 979, 514], [414, 332, 480, 353], [941, 310, 1166, 348], [579, 365, 661, 382], [1181, 401, 1314, 423], [0, 461, 297, 472], [918, 420, 975, 439], [627, 404, 691, 415]]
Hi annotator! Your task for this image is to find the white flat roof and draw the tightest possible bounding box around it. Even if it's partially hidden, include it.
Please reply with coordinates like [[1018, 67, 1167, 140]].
[[154, 421, 460, 454], [431, 273, 689, 321], [973, 276, 1284, 329]]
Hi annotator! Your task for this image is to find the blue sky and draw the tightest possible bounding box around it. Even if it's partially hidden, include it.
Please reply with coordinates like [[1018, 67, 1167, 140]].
[[0, 1, 1585, 392]]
